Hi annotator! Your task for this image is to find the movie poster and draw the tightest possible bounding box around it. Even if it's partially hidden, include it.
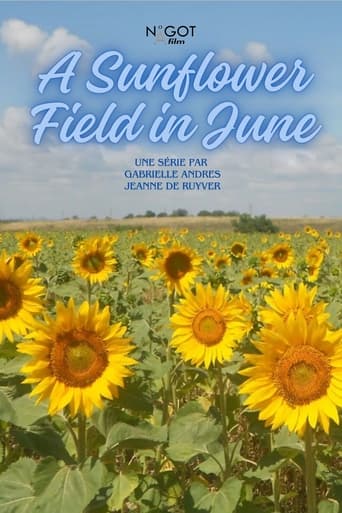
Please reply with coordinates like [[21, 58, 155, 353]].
[[0, 2, 342, 513]]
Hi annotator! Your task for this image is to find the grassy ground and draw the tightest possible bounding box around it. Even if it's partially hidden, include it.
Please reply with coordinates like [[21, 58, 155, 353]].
[[1, 216, 342, 233]]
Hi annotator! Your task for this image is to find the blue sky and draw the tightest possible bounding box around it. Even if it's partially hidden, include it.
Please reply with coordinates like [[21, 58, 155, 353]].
[[0, 1, 341, 219]]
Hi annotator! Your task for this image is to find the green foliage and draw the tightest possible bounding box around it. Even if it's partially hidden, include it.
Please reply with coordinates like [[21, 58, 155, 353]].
[[167, 402, 222, 463], [171, 208, 188, 217], [189, 478, 242, 513], [197, 210, 240, 217], [107, 471, 139, 511], [1, 226, 342, 513], [233, 213, 279, 233], [144, 210, 156, 217], [0, 458, 36, 513]]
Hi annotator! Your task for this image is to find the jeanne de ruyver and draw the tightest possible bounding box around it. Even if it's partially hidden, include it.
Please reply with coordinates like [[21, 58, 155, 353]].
[[31, 49, 322, 150]]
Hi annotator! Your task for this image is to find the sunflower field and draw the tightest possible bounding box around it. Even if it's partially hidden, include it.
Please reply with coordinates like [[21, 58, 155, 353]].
[[1, 225, 342, 513]]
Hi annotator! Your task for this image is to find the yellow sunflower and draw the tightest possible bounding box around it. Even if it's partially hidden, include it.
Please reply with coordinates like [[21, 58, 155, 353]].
[[259, 265, 278, 279], [240, 315, 342, 434], [72, 237, 116, 284], [154, 244, 202, 295], [18, 299, 136, 417], [307, 265, 321, 283], [170, 283, 251, 368], [0, 252, 44, 342], [158, 232, 171, 245], [207, 249, 216, 261], [268, 242, 294, 269], [230, 241, 247, 259], [305, 246, 324, 268], [259, 282, 329, 328], [132, 243, 155, 267], [317, 238, 329, 255], [179, 228, 189, 236], [310, 228, 320, 239], [241, 268, 257, 286], [18, 232, 43, 257], [6, 253, 26, 269], [214, 254, 231, 270]]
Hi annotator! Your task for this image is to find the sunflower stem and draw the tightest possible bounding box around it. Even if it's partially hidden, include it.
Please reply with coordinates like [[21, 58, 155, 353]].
[[163, 290, 176, 424], [65, 418, 79, 459], [77, 413, 87, 465], [304, 424, 317, 513], [217, 365, 230, 480], [270, 433, 281, 512], [87, 280, 92, 303]]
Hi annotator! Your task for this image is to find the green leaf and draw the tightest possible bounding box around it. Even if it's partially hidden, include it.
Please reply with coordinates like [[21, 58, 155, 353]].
[[0, 458, 36, 513], [194, 478, 242, 513], [33, 462, 104, 513], [0, 389, 48, 427], [12, 423, 73, 464], [197, 441, 242, 475], [107, 471, 139, 511], [140, 354, 172, 380], [32, 458, 61, 496], [106, 421, 167, 450], [117, 382, 153, 414], [273, 426, 304, 452], [318, 499, 340, 513], [0, 355, 28, 376], [133, 475, 160, 513], [0, 389, 16, 423], [11, 395, 48, 427], [91, 406, 120, 437], [167, 402, 221, 462]]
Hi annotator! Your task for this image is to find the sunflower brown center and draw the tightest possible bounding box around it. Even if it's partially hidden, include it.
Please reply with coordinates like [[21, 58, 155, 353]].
[[24, 237, 38, 250], [0, 279, 22, 320], [82, 252, 105, 274], [50, 329, 108, 387], [231, 244, 244, 256], [273, 249, 288, 262], [136, 249, 147, 260], [192, 308, 226, 346], [274, 345, 330, 405], [164, 251, 192, 280], [216, 258, 227, 268]]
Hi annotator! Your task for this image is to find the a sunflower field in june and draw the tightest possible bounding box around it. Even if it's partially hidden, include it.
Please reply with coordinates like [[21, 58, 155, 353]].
[[1, 225, 342, 513]]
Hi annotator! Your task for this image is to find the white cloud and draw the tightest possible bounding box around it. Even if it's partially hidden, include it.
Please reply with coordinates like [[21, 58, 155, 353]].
[[0, 106, 342, 219], [218, 41, 272, 65], [244, 41, 272, 62], [0, 19, 47, 53], [0, 19, 91, 69], [36, 27, 90, 69], [217, 48, 241, 64]]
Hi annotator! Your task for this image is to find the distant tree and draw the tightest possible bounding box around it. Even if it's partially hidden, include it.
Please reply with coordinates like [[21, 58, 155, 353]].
[[233, 213, 279, 233], [226, 210, 240, 217], [145, 210, 156, 217], [124, 213, 134, 219], [157, 212, 168, 217], [197, 210, 211, 216], [212, 210, 225, 217], [171, 208, 188, 217]]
